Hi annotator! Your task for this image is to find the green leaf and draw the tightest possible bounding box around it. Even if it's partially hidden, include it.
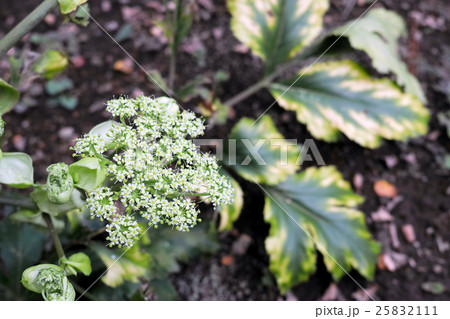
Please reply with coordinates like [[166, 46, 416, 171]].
[[332, 8, 425, 102], [0, 152, 34, 188], [60, 252, 92, 276], [270, 60, 430, 148], [0, 219, 46, 300], [218, 172, 244, 231], [90, 243, 151, 287], [228, 0, 329, 72], [45, 78, 73, 96], [58, 0, 88, 14], [162, 0, 194, 51], [0, 77, 20, 114], [32, 50, 68, 79], [58, 94, 78, 110], [10, 210, 65, 232], [263, 166, 380, 292], [88, 120, 120, 149], [146, 223, 220, 277], [68, 3, 90, 26], [30, 185, 84, 216], [69, 157, 107, 191], [223, 115, 300, 184]]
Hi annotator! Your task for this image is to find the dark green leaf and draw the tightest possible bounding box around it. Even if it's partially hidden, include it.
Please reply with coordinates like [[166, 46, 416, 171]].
[[146, 222, 220, 277], [0, 219, 46, 300], [270, 60, 430, 148], [263, 166, 380, 292]]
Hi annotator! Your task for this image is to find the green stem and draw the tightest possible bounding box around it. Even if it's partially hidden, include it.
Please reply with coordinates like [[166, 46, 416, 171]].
[[168, 0, 182, 90], [0, 196, 36, 209], [222, 35, 327, 107], [0, 0, 59, 57], [43, 212, 66, 259], [223, 75, 273, 107]]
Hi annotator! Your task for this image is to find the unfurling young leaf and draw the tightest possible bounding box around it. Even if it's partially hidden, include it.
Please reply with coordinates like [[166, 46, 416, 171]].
[[263, 166, 380, 292], [21, 264, 75, 301], [228, 0, 329, 73], [46, 163, 74, 204], [270, 60, 429, 148], [68, 157, 107, 191]]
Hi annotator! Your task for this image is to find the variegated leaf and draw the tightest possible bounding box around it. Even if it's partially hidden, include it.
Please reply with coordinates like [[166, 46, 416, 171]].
[[218, 171, 244, 231], [270, 60, 429, 148], [263, 166, 379, 292], [228, 0, 329, 72], [333, 8, 425, 102], [223, 115, 300, 185]]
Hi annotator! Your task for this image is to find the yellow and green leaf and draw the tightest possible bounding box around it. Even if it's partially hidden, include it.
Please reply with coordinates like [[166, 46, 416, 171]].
[[218, 171, 244, 231], [32, 50, 68, 79], [58, 0, 88, 14], [270, 60, 429, 148], [264, 166, 380, 293], [91, 243, 150, 287], [228, 0, 329, 72], [332, 8, 425, 102], [223, 115, 300, 185]]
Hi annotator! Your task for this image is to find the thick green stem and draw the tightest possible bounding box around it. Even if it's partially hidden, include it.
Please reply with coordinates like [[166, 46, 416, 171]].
[[0, 0, 59, 56], [43, 213, 66, 259]]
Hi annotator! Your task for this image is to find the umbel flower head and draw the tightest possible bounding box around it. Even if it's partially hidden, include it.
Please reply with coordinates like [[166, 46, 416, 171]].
[[72, 96, 233, 247]]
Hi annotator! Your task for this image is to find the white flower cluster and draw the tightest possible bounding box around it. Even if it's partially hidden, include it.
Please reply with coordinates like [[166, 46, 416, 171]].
[[73, 96, 234, 247]]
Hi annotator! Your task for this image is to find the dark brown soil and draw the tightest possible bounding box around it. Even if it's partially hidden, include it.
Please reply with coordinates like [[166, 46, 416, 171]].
[[0, 0, 449, 301]]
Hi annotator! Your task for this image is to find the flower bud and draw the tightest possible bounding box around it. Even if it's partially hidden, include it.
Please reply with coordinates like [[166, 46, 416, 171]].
[[21, 264, 75, 301], [46, 162, 74, 204]]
